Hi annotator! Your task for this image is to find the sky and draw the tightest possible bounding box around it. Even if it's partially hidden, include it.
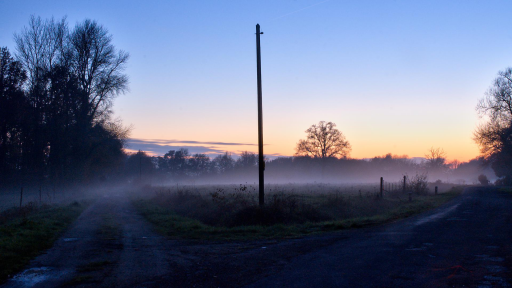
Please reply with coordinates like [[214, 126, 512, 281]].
[[2, 0, 512, 162]]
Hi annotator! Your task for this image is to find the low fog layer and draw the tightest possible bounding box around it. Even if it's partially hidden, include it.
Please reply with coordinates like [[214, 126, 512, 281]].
[[126, 150, 494, 186], [1, 149, 493, 211]]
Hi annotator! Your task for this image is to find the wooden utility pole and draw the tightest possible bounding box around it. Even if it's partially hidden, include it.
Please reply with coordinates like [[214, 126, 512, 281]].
[[20, 187, 23, 208], [256, 24, 264, 207]]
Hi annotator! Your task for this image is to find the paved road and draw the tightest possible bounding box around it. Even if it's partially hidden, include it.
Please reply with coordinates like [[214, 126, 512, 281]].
[[2, 187, 511, 287]]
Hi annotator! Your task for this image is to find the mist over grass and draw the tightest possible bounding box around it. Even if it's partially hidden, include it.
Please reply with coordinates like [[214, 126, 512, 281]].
[[127, 151, 495, 188], [134, 184, 463, 240], [0, 150, 494, 214]]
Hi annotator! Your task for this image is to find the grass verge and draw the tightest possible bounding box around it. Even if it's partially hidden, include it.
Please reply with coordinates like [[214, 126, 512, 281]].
[[0, 201, 87, 282], [134, 187, 462, 241], [499, 187, 512, 194]]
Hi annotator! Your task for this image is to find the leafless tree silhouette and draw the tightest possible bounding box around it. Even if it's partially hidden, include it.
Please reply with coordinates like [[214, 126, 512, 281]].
[[424, 147, 447, 170], [295, 121, 351, 159], [14, 16, 67, 89], [70, 19, 129, 122], [474, 68, 512, 158], [474, 68, 512, 183]]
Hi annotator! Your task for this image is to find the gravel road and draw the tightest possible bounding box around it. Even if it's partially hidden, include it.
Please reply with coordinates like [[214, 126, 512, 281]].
[[2, 186, 511, 287]]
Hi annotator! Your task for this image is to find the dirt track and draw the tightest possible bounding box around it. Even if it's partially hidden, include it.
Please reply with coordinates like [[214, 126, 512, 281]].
[[2, 187, 511, 287]]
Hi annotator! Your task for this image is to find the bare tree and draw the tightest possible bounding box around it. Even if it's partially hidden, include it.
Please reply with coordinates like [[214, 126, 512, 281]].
[[14, 16, 128, 123], [447, 159, 461, 170], [70, 19, 129, 122], [424, 147, 447, 169], [475, 68, 512, 156], [474, 68, 512, 183], [14, 16, 67, 89], [477, 68, 512, 124], [295, 121, 351, 158]]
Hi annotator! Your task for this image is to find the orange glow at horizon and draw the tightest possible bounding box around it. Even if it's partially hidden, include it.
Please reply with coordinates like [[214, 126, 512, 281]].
[[128, 97, 483, 163], [127, 133, 481, 162]]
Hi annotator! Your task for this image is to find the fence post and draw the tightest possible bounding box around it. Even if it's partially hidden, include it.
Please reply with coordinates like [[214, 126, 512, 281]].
[[380, 177, 383, 198], [403, 175, 406, 192], [39, 186, 42, 204], [435, 186, 438, 195], [20, 187, 23, 208]]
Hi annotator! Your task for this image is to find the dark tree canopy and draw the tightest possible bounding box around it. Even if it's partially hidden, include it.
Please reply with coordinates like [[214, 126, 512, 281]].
[[295, 121, 351, 159], [0, 48, 28, 180], [125, 150, 154, 180], [0, 15, 130, 187], [188, 153, 211, 176], [158, 148, 190, 177], [235, 151, 257, 169], [213, 152, 235, 173]]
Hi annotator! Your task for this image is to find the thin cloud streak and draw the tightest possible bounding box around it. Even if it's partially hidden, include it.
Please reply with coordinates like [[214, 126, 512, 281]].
[[126, 138, 284, 159], [128, 138, 257, 146], [126, 141, 224, 156]]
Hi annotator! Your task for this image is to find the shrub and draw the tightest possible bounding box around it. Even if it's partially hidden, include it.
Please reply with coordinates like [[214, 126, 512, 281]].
[[478, 174, 490, 185], [408, 173, 429, 195]]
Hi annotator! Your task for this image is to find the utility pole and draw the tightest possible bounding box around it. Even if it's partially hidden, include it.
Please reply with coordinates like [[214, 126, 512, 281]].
[[256, 24, 264, 207]]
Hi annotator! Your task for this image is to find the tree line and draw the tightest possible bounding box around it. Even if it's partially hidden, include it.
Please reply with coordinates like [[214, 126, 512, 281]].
[[0, 16, 129, 188], [127, 148, 489, 185], [126, 150, 258, 181]]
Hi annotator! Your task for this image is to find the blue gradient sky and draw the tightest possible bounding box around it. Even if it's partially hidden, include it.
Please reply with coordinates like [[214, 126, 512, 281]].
[[2, 0, 512, 161]]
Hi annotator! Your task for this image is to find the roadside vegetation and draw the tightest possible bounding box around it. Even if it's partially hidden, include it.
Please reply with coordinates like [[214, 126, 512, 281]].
[[134, 184, 464, 240], [0, 201, 87, 282]]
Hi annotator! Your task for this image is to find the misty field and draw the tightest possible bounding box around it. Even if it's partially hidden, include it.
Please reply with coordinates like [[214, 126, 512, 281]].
[[134, 182, 462, 240], [0, 186, 105, 213], [0, 187, 71, 212]]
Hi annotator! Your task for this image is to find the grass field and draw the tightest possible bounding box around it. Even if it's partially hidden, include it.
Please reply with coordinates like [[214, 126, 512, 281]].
[[134, 184, 464, 240], [0, 201, 87, 282]]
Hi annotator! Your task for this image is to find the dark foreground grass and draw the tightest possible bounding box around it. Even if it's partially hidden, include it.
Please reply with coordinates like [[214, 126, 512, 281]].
[[134, 186, 463, 241], [0, 201, 87, 282], [499, 187, 512, 194]]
